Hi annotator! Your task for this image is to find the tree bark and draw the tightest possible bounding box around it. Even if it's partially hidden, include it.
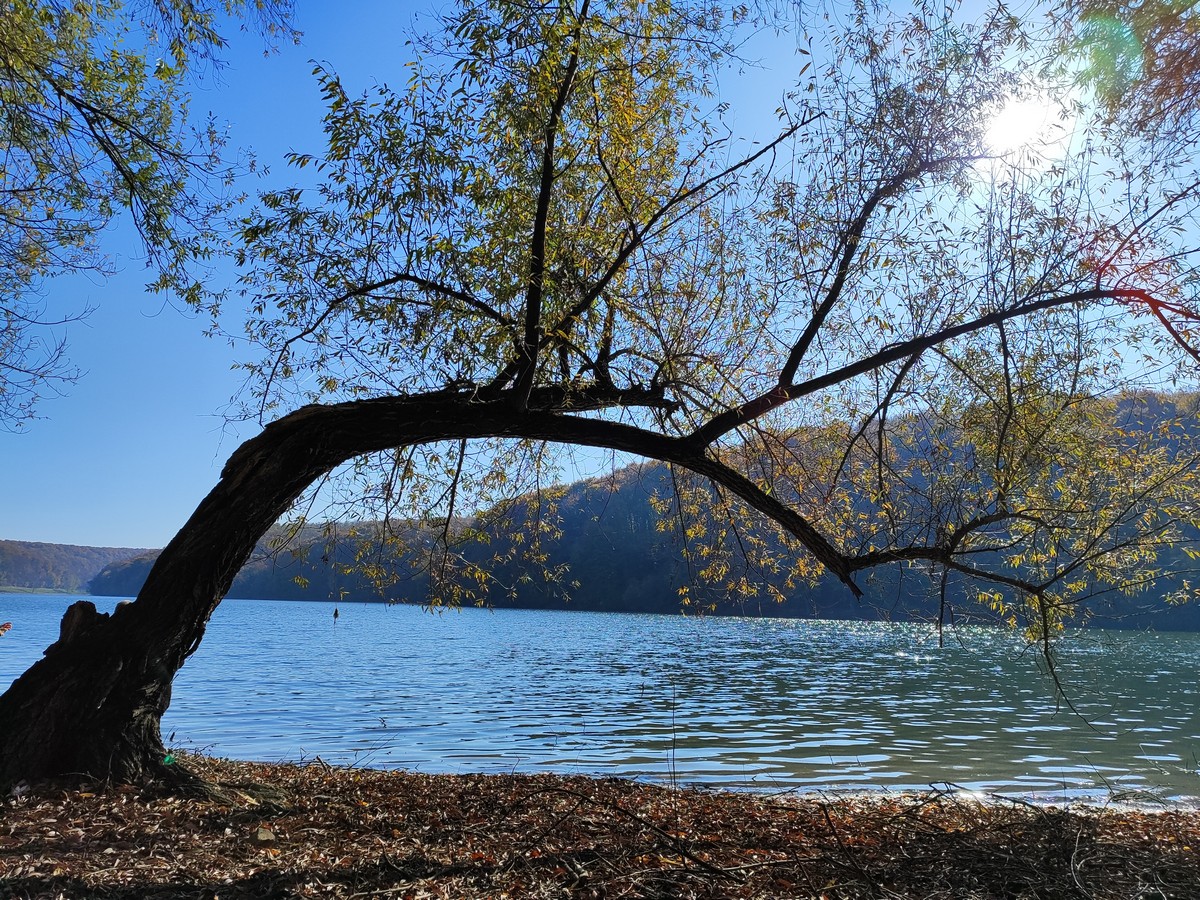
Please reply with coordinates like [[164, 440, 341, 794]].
[[0, 389, 853, 788], [0, 400, 359, 788]]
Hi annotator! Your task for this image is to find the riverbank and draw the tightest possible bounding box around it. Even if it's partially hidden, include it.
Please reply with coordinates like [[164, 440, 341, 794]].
[[2, 755, 1198, 898]]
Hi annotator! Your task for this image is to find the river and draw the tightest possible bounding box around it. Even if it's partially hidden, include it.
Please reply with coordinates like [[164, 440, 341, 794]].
[[2, 594, 1198, 803]]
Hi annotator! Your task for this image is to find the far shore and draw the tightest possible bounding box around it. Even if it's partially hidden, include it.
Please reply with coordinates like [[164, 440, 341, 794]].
[[0, 585, 76, 594]]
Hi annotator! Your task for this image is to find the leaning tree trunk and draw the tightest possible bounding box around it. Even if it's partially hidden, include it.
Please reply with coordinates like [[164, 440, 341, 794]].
[[0, 388, 848, 789], [0, 403, 354, 789], [0, 398, 508, 788], [0, 395, 644, 788]]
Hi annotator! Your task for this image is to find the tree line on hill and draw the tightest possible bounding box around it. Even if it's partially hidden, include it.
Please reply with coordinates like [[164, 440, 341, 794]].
[[0, 541, 149, 593], [92, 461, 916, 618], [84, 392, 1200, 631]]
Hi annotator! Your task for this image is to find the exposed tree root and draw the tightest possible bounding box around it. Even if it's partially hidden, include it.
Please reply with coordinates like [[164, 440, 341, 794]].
[[141, 757, 291, 811]]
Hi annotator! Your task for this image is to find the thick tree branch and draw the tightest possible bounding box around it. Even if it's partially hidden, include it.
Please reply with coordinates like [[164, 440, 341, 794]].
[[155, 387, 858, 647], [778, 154, 982, 387], [513, 0, 590, 409], [687, 288, 1155, 449], [845, 544, 1045, 595]]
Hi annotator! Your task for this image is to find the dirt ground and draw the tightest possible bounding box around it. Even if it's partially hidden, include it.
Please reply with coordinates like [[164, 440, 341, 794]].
[[2, 753, 1199, 898]]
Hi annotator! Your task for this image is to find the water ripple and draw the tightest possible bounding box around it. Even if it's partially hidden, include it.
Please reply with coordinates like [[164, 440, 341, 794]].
[[3, 595, 1200, 801]]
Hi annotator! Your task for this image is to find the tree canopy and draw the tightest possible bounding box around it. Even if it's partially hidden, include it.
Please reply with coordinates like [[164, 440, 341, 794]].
[[0, 0, 295, 427], [218, 0, 1200, 637]]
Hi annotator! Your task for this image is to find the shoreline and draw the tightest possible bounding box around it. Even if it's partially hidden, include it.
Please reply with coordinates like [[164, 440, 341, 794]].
[[0, 585, 76, 594], [3, 753, 1199, 898], [179, 752, 1200, 815]]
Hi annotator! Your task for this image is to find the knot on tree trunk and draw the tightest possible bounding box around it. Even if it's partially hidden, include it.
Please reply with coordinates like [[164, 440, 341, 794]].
[[47, 600, 109, 654]]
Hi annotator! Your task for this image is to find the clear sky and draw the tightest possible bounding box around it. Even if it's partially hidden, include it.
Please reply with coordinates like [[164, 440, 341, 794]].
[[0, 1, 790, 549], [0, 2, 434, 548]]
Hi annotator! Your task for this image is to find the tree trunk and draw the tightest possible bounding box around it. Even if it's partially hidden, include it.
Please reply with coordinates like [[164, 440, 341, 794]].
[[0, 389, 848, 788], [0, 402, 351, 788], [0, 395, 645, 787]]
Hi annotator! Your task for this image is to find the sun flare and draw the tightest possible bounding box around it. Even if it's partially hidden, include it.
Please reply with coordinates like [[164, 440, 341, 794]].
[[985, 94, 1073, 159]]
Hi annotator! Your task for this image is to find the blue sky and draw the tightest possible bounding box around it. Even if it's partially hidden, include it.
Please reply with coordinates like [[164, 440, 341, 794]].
[[0, 3, 431, 548], [0, 1, 791, 548]]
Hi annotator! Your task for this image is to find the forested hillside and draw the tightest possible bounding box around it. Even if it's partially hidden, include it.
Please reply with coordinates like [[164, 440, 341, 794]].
[[87, 463, 962, 621], [0, 541, 148, 592], [17, 392, 1200, 628], [84, 391, 1200, 631]]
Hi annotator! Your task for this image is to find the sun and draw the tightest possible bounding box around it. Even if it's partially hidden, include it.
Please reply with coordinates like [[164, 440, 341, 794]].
[[984, 94, 1073, 160]]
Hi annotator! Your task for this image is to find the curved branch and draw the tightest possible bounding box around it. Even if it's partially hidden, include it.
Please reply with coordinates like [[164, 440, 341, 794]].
[[687, 288, 1154, 449], [778, 154, 982, 387], [130, 386, 858, 654], [392, 273, 509, 325]]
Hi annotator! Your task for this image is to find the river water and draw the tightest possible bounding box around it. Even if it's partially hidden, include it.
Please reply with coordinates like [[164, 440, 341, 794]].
[[3, 594, 1199, 803]]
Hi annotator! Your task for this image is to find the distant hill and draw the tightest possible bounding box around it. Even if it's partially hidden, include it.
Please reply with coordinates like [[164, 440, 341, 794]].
[[87, 541, 370, 603], [0, 540, 149, 593], [86, 466, 960, 622], [29, 389, 1200, 629], [84, 454, 1200, 630]]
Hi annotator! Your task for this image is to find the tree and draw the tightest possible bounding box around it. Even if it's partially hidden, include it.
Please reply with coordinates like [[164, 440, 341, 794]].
[[0, 0, 295, 428], [2, 0, 1200, 789]]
